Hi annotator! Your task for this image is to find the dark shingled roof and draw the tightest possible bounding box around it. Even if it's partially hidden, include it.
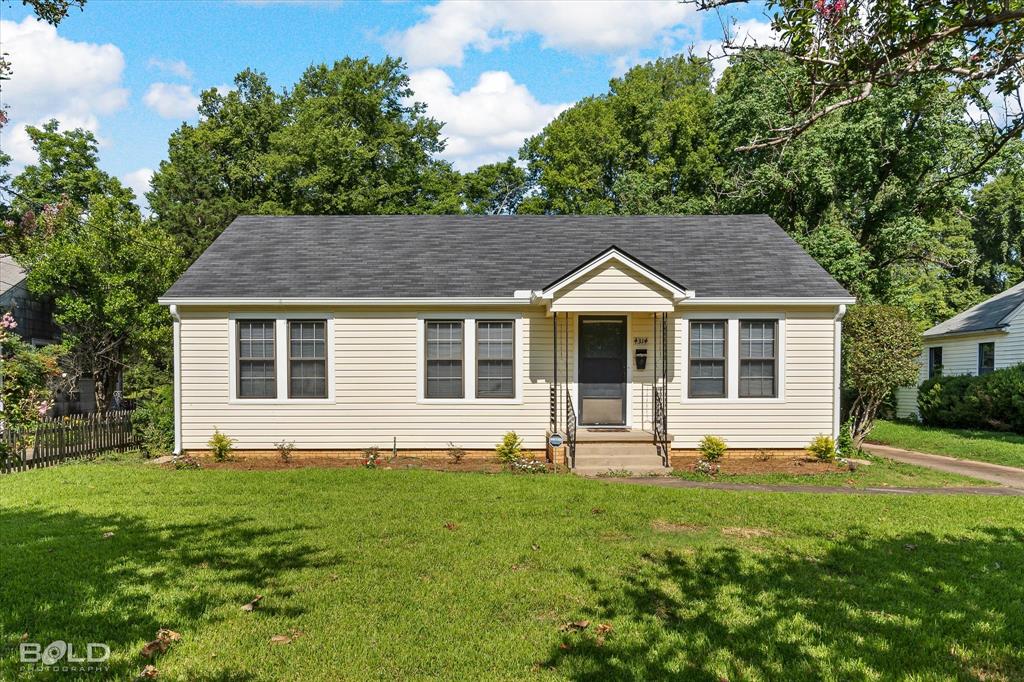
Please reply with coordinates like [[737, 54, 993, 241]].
[[925, 280, 1024, 338], [164, 215, 851, 300]]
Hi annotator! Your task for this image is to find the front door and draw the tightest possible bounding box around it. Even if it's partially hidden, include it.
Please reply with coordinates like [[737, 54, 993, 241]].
[[578, 316, 627, 426]]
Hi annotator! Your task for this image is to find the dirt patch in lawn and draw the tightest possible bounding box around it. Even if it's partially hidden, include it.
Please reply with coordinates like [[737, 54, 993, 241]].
[[171, 454, 511, 473], [652, 520, 708, 534], [722, 527, 778, 539], [671, 452, 850, 476]]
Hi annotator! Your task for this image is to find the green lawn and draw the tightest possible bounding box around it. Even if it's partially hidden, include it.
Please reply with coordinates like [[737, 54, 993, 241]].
[[671, 455, 995, 488], [2, 460, 1023, 681], [867, 419, 1024, 469]]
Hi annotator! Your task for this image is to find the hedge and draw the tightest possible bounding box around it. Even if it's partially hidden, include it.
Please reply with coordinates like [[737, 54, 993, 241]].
[[917, 363, 1024, 434]]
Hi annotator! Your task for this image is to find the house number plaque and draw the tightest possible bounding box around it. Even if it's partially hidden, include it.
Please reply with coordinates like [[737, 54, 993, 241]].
[[633, 336, 648, 345]]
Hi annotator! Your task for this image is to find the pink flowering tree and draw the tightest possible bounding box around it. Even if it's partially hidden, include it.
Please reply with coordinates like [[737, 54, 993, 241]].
[[0, 312, 62, 460]]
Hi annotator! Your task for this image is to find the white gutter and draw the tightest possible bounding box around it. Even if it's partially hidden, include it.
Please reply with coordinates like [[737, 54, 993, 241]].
[[170, 304, 182, 456], [158, 297, 533, 307], [832, 304, 847, 441], [681, 297, 857, 306]]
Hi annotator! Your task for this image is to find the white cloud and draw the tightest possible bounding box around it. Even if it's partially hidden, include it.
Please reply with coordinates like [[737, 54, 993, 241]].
[[147, 57, 193, 80], [143, 83, 201, 119], [0, 16, 127, 165], [121, 167, 154, 202], [391, 0, 696, 68], [692, 18, 778, 80], [409, 69, 570, 170]]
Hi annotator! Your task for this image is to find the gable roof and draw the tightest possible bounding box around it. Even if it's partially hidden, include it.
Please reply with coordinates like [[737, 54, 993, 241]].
[[925, 280, 1024, 338], [162, 214, 852, 301], [539, 246, 691, 300]]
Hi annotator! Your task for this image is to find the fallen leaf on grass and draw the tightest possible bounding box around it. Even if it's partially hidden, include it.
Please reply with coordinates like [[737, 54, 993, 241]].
[[559, 643, 571, 651], [102, 532, 115, 539], [904, 544, 917, 552], [138, 664, 158, 679], [531, 543, 540, 551], [444, 521, 458, 531], [591, 508, 604, 515], [270, 629, 304, 645], [559, 620, 590, 632], [140, 628, 182, 658], [240, 595, 263, 612], [20, 633, 28, 641], [596, 623, 613, 635], [329, 573, 339, 581]]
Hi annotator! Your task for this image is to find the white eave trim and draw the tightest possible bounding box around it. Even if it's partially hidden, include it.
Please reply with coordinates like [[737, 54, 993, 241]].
[[680, 297, 857, 306], [158, 297, 534, 307], [535, 248, 693, 302]]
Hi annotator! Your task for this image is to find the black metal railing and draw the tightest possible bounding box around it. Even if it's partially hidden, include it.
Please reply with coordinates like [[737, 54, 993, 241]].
[[653, 384, 669, 466], [549, 384, 557, 432], [565, 391, 577, 468]]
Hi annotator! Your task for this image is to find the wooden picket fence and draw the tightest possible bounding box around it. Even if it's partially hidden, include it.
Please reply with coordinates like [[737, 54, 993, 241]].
[[1, 410, 139, 474]]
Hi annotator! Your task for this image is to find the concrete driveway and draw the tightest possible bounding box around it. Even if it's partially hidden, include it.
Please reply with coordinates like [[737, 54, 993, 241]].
[[863, 443, 1024, 490]]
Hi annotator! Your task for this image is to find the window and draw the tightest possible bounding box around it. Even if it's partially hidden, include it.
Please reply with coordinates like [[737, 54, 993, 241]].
[[689, 320, 726, 398], [288, 320, 327, 398], [476, 320, 514, 398], [978, 342, 995, 375], [928, 347, 943, 379], [425, 320, 464, 399], [739, 320, 777, 398], [237, 320, 276, 398]]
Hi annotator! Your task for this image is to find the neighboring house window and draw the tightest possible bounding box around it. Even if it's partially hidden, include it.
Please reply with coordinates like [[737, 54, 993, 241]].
[[928, 347, 943, 379], [689, 320, 726, 398], [237, 320, 276, 398], [476, 320, 514, 399], [425, 320, 464, 399], [978, 342, 995, 375], [289, 320, 327, 398], [739, 320, 777, 398]]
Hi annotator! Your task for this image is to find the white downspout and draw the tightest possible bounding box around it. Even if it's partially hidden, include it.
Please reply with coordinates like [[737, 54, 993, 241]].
[[832, 304, 847, 440], [170, 304, 182, 456]]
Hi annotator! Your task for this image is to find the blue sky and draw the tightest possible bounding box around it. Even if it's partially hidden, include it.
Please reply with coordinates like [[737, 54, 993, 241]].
[[0, 0, 772, 206]]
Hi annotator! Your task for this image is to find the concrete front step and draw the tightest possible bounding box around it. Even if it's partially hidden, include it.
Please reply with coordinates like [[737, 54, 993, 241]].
[[574, 454, 667, 467], [575, 464, 671, 476]]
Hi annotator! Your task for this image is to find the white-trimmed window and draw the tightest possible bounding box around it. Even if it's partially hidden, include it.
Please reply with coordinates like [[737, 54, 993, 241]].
[[229, 314, 334, 402], [418, 315, 522, 403], [682, 314, 786, 402]]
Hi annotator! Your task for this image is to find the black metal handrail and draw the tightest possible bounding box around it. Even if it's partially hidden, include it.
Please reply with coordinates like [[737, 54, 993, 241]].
[[653, 384, 669, 467], [549, 384, 557, 432], [565, 391, 577, 469]]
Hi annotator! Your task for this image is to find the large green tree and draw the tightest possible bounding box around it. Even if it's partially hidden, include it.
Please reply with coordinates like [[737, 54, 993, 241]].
[[519, 56, 722, 215], [148, 57, 461, 262], [970, 145, 1024, 292]]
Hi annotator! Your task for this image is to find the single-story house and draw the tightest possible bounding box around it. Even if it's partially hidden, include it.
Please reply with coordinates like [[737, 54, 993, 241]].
[[159, 215, 855, 474], [895, 280, 1024, 419]]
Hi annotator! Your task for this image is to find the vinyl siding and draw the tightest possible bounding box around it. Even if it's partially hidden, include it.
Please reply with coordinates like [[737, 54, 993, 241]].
[[178, 305, 840, 451], [894, 307, 1024, 418], [550, 262, 675, 312]]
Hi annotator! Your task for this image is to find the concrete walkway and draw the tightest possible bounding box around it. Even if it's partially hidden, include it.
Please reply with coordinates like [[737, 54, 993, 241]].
[[863, 443, 1024, 489], [602, 477, 1023, 496]]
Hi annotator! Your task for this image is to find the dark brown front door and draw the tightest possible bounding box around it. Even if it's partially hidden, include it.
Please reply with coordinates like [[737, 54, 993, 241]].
[[578, 316, 627, 426]]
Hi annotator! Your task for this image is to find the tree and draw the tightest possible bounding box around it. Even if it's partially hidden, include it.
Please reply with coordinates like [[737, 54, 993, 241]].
[[970, 144, 1024, 292], [460, 158, 527, 214], [842, 304, 923, 445], [519, 56, 722, 215], [0, 311, 61, 459], [687, 0, 1023, 173], [148, 58, 462, 262]]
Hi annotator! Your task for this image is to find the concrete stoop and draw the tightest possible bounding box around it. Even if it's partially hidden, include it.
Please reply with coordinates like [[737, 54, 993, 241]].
[[571, 430, 671, 476]]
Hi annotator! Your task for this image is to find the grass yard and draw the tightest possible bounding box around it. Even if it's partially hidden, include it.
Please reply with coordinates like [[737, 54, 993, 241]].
[[671, 453, 995, 488], [2, 460, 1023, 681], [868, 419, 1024, 469]]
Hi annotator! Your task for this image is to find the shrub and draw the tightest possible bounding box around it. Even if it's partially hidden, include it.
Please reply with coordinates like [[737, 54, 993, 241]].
[[918, 364, 1024, 433], [836, 419, 855, 457], [174, 455, 200, 470], [697, 435, 727, 462], [694, 459, 719, 476], [363, 446, 380, 469], [133, 384, 175, 457], [807, 434, 837, 461], [274, 439, 295, 463], [495, 431, 523, 463], [208, 428, 234, 462], [509, 457, 547, 473], [447, 441, 466, 464], [842, 305, 923, 446]]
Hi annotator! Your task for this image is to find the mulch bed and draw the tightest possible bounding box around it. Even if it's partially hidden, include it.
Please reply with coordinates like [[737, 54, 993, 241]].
[[671, 453, 850, 475], [172, 454, 510, 473]]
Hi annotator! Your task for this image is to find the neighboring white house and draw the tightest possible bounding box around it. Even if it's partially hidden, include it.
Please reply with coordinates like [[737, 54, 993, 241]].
[[159, 215, 855, 473], [895, 280, 1024, 419]]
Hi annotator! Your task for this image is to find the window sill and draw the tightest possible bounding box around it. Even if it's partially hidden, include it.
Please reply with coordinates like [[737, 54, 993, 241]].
[[418, 398, 523, 405], [681, 397, 785, 405], [229, 398, 334, 405]]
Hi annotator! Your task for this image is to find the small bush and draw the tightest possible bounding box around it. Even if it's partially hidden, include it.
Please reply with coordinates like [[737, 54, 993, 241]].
[[208, 428, 234, 462], [447, 441, 466, 464], [495, 431, 523, 463], [274, 439, 295, 463], [694, 459, 719, 476], [807, 434, 837, 461], [363, 446, 380, 469], [133, 384, 174, 457], [509, 457, 547, 473], [697, 435, 727, 462], [836, 419, 855, 457], [174, 455, 200, 470], [918, 364, 1024, 433]]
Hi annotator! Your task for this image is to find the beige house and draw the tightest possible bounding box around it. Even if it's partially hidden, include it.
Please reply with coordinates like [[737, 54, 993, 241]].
[[896, 280, 1024, 419], [160, 215, 854, 474]]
